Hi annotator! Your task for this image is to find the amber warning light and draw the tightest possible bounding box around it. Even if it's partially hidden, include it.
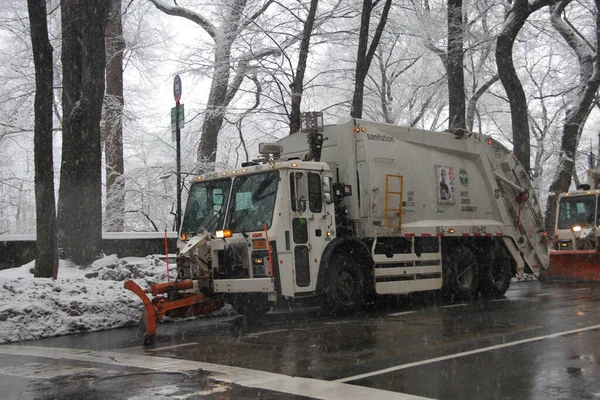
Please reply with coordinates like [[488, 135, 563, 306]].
[[216, 229, 233, 238]]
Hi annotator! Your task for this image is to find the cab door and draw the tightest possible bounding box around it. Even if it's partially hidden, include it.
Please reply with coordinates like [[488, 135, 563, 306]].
[[289, 170, 329, 293]]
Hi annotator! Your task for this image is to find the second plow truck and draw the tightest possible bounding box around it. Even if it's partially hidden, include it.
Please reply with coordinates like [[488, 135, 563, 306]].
[[545, 146, 600, 281], [128, 113, 548, 342]]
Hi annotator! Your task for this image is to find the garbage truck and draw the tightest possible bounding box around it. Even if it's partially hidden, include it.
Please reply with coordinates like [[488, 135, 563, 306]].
[[126, 114, 548, 342]]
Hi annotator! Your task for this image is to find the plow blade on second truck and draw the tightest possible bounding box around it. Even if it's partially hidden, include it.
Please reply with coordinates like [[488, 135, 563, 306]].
[[543, 250, 600, 282], [124, 279, 224, 344]]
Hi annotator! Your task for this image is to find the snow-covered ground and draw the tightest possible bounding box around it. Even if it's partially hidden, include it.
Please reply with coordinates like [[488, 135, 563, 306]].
[[0, 255, 234, 344]]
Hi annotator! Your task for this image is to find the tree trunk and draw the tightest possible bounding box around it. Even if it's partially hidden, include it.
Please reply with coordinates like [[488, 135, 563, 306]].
[[27, 0, 58, 278], [465, 75, 499, 132], [351, 0, 371, 119], [544, 0, 600, 235], [351, 0, 393, 119], [495, 0, 557, 174], [447, 0, 466, 131], [545, 123, 581, 235], [495, 4, 531, 173], [196, 0, 248, 164], [377, 52, 392, 123], [289, 0, 319, 134], [58, 0, 109, 265], [104, 0, 125, 232], [197, 44, 233, 163]]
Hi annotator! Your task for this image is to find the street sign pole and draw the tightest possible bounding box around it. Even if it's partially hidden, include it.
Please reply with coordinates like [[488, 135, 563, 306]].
[[176, 104, 181, 231], [173, 75, 183, 231]]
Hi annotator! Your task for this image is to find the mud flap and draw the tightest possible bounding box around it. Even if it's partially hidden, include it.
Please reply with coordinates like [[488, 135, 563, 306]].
[[502, 238, 525, 275]]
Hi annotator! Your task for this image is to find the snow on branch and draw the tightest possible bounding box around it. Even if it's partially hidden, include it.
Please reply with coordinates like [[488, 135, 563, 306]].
[[550, 1, 594, 68], [240, 0, 276, 31], [148, 0, 217, 39], [551, 0, 599, 123], [528, 0, 559, 9]]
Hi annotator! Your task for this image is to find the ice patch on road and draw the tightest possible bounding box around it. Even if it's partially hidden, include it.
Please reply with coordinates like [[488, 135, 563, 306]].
[[512, 273, 538, 282]]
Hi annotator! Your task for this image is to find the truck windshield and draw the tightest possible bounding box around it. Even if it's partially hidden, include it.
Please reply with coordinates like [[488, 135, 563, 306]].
[[225, 171, 279, 233], [557, 195, 597, 229], [181, 178, 231, 234]]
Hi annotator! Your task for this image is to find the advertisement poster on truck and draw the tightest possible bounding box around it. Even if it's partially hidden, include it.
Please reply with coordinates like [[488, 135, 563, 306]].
[[436, 165, 455, 203]]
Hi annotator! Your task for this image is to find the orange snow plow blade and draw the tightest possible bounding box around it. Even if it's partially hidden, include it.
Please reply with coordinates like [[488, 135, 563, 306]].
[[124, 279, 224, 344], [543, 250, 600, 282]]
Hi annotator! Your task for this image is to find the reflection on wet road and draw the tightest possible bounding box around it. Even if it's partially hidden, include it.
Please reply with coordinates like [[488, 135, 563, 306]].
[[2, 281, 600, 399]]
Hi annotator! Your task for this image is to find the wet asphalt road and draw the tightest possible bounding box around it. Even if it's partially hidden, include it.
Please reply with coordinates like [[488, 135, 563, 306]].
[[1, 281, 600, 399]]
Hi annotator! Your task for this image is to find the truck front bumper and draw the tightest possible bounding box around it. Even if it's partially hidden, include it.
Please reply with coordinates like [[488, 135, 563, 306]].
[[213, 278, 275, 293]]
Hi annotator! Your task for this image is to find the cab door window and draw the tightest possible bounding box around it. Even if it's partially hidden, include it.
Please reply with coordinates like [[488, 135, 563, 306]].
[[292, 217, 309, 287], [290, 171, 322, 214]]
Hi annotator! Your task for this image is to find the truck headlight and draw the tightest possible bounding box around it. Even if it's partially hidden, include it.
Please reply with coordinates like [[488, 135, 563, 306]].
[[558, 240, 571, 250]]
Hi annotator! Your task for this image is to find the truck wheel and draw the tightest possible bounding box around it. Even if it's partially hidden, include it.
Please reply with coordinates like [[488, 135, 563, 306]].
[[479, 246, 512, 297], [319, 253, 365, 315], [444, 247, 479, 299]]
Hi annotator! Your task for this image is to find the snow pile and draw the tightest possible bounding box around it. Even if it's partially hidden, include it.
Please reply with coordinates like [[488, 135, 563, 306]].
[[0, 255, 234, 344]]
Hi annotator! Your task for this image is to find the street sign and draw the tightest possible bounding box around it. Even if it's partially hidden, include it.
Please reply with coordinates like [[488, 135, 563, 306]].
[[170, 104, 184, 125], [173, 75, 182, 103], [171, 104, 184, 141]]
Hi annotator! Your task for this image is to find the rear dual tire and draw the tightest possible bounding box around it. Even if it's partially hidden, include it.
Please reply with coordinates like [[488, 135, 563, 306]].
[[479, 245, 512, 297], [443, 242, 512, 299], [443, 247, 479, 299]]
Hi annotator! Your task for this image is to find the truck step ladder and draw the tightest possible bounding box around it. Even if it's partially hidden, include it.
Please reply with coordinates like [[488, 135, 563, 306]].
[[384, 174, 403, 229]]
